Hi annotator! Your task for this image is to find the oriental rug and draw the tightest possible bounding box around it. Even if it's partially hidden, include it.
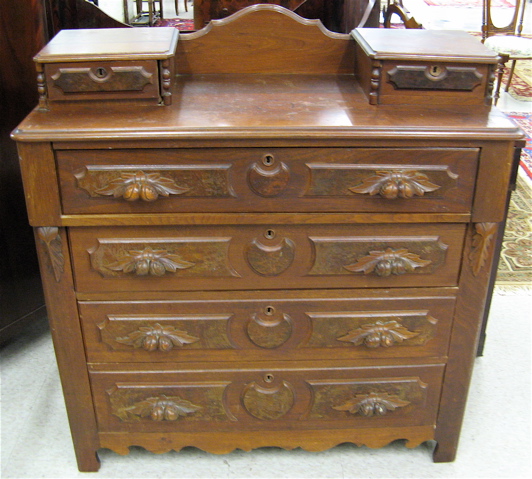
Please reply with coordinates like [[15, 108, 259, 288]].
[[496, 174, 532, 288], [154, 18, 195, 31]]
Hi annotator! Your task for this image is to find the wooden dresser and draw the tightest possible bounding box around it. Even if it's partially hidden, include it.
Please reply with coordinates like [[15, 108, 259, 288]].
[[12, 6, 524, 472]]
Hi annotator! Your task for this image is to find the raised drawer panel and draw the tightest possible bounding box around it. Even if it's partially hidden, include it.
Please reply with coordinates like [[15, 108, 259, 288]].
[[79, 290, 455, 362], [90, 364, 444, 432], [45, 61, 161, 101], [69, 223, 466, 292], [57, 147, 479, 214]]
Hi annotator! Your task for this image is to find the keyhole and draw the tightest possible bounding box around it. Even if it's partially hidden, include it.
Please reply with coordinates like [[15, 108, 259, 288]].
[[95, 67, 108, 78], [264, 373, 274, 383], [264, 306, 275, 316], [262, 155, 274, 166], [264, 229, 276, 240], [429, 65, 443, 77]]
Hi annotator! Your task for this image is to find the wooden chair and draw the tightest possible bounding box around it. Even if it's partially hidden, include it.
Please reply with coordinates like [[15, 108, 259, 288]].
[[383, 1, 423, 29], [174, 1, 189, 14], [482, 0, 532, 94]]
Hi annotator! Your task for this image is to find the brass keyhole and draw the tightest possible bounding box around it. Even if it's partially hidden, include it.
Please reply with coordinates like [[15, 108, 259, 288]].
[[262, 154, 275, 166], [264, 373, 274, 383], [95, 67, 108, 78], [429, 65, 443, 77], [264, 229, 276, 240], [264, 306, 275, 316]]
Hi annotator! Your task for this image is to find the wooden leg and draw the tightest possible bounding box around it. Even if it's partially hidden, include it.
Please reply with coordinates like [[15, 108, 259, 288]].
[[33, 224, 101, 472], [505, 59, 517, 92]]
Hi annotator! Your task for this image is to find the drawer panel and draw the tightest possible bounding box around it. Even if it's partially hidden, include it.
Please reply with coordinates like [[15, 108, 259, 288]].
[[45, 61, 160, 101], [90, 364, 444, 432], [57, 147, 479, 214], [69, 223, 466, 292], [79, 290, 455, 362]]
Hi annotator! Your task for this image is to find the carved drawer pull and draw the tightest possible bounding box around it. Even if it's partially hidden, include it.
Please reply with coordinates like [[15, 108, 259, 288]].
[[94, 170, 189, 202], [333, 392, 410, 417], [115, 323, 200, 352], [349, 170, 440, 199], [120, 395, 202, 422], [337, 320, 420, 348], [107, 246, 195, 276], [344, 247, 431, 277]]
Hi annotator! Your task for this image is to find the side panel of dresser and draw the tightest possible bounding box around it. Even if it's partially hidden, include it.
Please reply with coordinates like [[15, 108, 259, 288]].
[[18, 142, 100, 471], [433, 141, 515, 462]]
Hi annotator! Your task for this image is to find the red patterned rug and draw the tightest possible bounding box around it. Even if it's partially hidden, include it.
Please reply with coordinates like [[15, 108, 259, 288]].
[[154, 18, 195, 31], [424, 0, 514, 6], [507, 112, 532, 180]]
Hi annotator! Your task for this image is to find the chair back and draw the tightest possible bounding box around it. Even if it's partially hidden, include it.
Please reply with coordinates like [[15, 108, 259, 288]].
[[482, 0, 527, 41]]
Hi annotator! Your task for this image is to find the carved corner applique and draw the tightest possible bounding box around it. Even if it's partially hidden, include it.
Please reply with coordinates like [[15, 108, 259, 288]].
[[37, 227, 64, 282], [469, 222, 498, 277]]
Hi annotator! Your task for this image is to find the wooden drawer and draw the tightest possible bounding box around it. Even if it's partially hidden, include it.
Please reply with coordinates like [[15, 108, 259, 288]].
[[57, 147, 479, 214], [90, 363, 444, 432], [45, 60, 161, 102], [79, 289, 455, 363], [69, 223, 465, 292]]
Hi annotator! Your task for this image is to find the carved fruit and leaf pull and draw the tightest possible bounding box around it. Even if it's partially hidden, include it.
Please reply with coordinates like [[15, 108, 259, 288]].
[[349, 170, 440, 199], [107, 246, 195, 276], [37, 227, 64, 282], [94, 170, 189, 202], [121, 394, 202, 421], [344, 247, 431, 277], [337, 320, 420, 348], [115, 323, 200, 352], [333, 392, 410, 417]]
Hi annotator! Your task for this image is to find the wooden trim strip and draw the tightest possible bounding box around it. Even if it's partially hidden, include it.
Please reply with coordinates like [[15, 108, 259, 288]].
[[59, 212, 470, 226]]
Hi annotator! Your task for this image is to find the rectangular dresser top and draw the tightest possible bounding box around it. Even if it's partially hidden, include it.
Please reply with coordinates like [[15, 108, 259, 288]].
[[12, 73, 522, 142]]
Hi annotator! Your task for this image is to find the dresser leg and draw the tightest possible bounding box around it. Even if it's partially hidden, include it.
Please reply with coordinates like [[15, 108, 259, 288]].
[[433, 222, 502, 464], [75, 450, 101, 472], [432, 439, 457, 463], [33, 226, 101, 472]]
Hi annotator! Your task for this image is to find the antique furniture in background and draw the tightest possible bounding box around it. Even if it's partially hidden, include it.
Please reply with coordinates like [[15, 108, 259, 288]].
[[482, 0, 532, 94], [12, 5, 523, 471], [193, 0, 381, 31], [0, 0, 47, 344]]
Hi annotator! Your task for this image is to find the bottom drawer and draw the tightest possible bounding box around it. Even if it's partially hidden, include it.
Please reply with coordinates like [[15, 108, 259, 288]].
[[90, 363, 444, 433]]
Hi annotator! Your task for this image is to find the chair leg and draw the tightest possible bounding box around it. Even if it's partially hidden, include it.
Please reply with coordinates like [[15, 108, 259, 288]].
[[184, 0, 188, 13], [505, 59, 517, 92]]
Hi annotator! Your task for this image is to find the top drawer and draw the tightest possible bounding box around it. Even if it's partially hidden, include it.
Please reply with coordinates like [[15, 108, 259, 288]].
[[57, 147, 479, 215]]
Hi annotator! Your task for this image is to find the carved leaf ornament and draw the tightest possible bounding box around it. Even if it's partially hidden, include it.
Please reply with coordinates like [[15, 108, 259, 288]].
[[344, 247, 431, 277], [122, 395, 202, 421], [37, 227, 65, 282], [469, 222, 497, 276], [350, 170, 441, 199], [107, 246, 194, 276], [95, 170, 189, 202], [115, 323, 200, 352], [337, 320, 420, 348], [333, 392, 410, 417]]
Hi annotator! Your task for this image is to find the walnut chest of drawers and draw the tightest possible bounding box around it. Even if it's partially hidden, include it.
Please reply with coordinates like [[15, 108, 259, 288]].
[[12, 6, 524, 472]]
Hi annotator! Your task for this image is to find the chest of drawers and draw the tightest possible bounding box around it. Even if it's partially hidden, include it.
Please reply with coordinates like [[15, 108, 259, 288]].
[[12, 6, 524, 472]]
